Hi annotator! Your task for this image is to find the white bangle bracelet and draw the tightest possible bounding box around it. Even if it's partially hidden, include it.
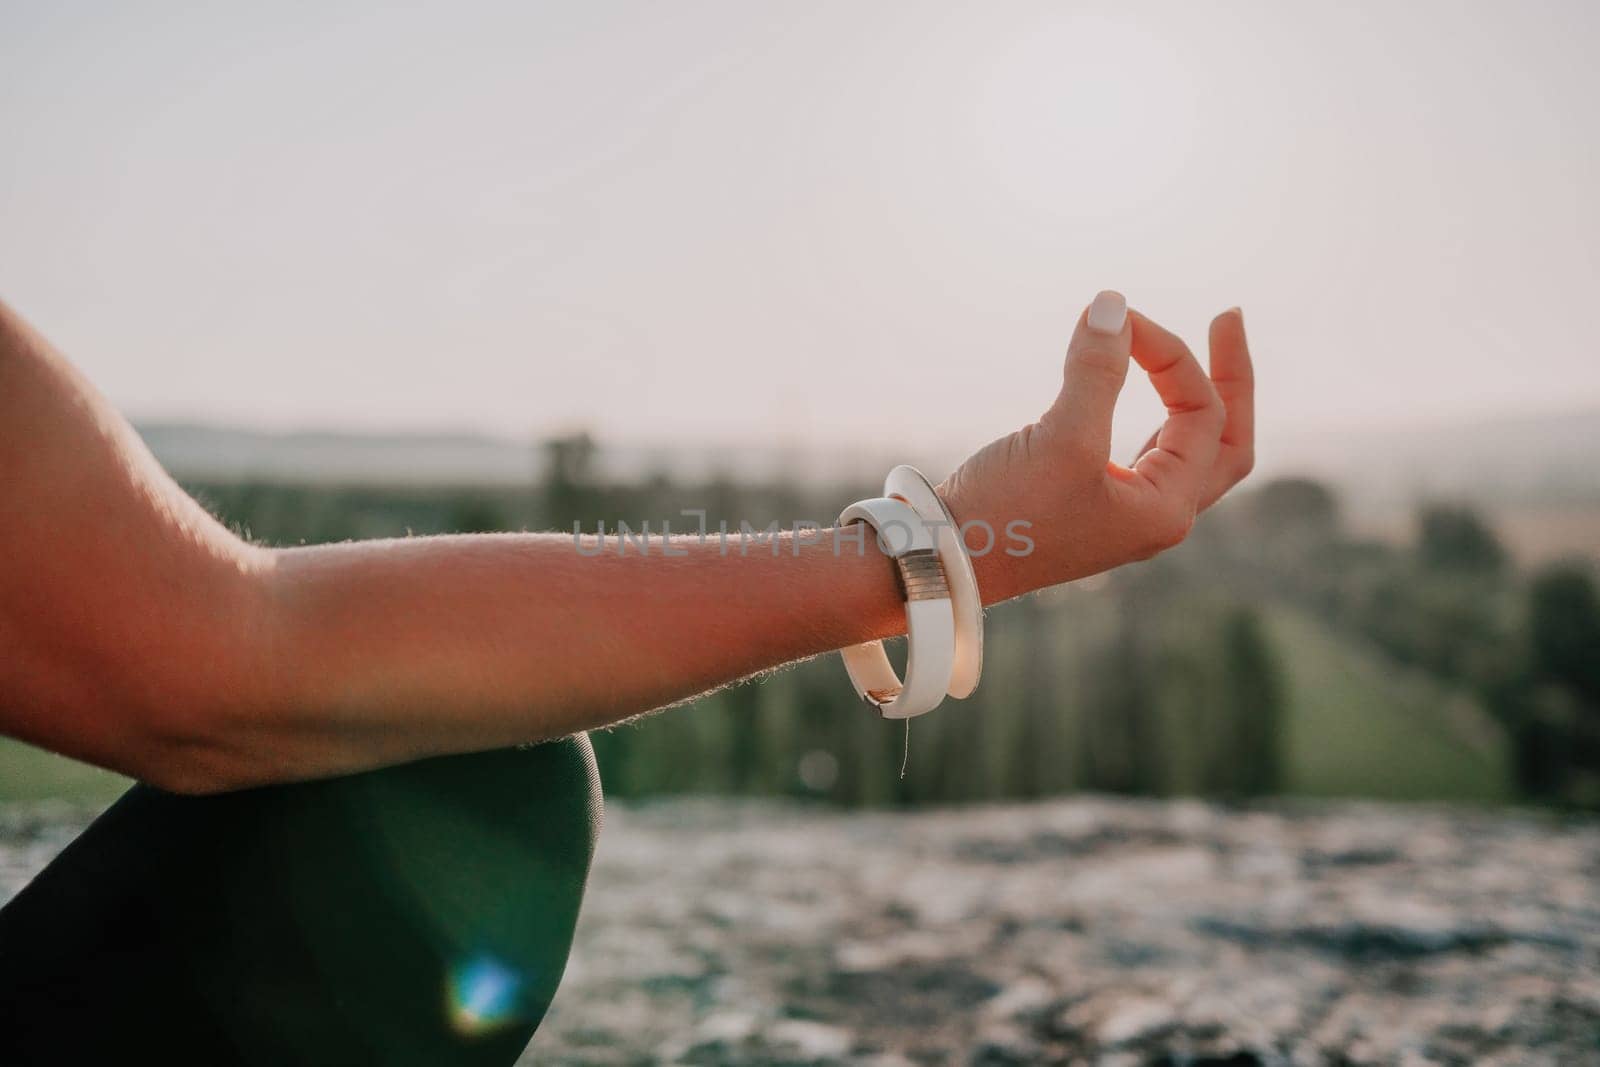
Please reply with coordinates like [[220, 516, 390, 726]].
[[884, 464, 984, 699], [837, 495, 954, 719], [837, 467, 984, 720]]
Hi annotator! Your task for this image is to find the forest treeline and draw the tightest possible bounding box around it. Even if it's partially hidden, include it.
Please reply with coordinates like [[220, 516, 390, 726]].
[[187, 435, 1600, 808]]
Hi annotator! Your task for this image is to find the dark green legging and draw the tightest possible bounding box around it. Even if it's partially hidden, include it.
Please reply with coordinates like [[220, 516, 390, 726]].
[[0, 736, 602, 1066]]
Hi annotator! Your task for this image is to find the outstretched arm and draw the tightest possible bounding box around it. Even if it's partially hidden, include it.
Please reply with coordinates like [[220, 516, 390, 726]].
[[0, 292, 1253, 793]]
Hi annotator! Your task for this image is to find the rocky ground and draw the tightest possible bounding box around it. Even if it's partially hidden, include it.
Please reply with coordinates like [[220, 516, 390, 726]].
[[6, 797, 1599, 1065]]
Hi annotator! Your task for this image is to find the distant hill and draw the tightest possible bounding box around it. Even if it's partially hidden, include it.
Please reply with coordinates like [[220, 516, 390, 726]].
[[133, 421, 904, 489], [135, 422, 542, 488], [1267, 407, 1600, 509]]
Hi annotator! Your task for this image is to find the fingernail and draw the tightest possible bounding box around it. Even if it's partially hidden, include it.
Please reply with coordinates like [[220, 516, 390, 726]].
[[1087, 290, 1127, 335]]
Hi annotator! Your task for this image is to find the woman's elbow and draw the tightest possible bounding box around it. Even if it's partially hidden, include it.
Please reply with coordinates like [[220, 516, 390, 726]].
[[120, 695, 289, 796]]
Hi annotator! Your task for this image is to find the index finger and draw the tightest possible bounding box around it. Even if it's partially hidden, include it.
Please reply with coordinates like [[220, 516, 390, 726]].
[[1126, 310, 1225, 499]]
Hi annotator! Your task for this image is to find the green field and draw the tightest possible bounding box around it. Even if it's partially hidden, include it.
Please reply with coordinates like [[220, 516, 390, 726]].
[[1269, 607, 1512, 802], [0, 739, 129, 804]]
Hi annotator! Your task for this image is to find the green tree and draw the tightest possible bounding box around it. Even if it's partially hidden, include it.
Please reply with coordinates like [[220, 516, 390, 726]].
[[1418, 504, 1507, 574], [1077, 574, 1167, 795], [1492, 564, 1600, 806], [1528, 564, 1600, 701], [1219, 607, 1286, 796], [541, 432, 598, 528], [1246, 477, 1341, 542], [446, 497, 506, 534]]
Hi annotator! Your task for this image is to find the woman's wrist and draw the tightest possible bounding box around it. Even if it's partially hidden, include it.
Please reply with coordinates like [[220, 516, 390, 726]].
[[771, 527, 908, 649], [934, 486, 1030, 607]]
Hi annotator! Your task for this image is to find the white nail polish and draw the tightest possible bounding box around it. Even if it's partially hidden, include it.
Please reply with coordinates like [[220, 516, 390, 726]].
[[1087, 290, 1127, 335]]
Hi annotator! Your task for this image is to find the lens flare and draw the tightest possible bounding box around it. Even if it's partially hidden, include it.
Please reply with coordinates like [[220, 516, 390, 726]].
[[447, 954, 525, 1035]]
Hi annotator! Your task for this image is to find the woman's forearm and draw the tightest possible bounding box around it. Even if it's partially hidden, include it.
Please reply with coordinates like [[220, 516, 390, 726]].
[[0, 296, 908, 793], [240, 531, 907, 787]]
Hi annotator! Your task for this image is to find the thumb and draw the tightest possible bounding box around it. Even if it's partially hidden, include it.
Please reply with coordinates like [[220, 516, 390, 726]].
[[1040, 290, 1131, 457]]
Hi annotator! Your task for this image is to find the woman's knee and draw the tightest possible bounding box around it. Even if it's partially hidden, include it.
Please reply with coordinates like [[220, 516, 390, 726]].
[[303, 733, 604, 1057], [0, 733, 605, 1066]]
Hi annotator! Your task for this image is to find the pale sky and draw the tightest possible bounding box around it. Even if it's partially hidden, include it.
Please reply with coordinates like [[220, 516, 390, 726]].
[[2, 0, 1596, 461]]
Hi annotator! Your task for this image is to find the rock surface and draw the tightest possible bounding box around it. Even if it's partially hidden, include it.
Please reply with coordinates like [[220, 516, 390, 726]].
[[5, 797, 1599, 1065]]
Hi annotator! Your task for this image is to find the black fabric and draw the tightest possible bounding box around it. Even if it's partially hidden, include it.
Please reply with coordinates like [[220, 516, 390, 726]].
[[0, 735, 602, 1066]]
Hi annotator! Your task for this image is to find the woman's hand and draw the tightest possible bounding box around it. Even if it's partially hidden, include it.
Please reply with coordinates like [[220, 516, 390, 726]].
[[939, 292, 1255, 605]]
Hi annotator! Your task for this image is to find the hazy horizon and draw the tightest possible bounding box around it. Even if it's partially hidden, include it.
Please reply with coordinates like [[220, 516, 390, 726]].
[[132, 405, 1600, 518], [4, 1, 1597, 451]]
